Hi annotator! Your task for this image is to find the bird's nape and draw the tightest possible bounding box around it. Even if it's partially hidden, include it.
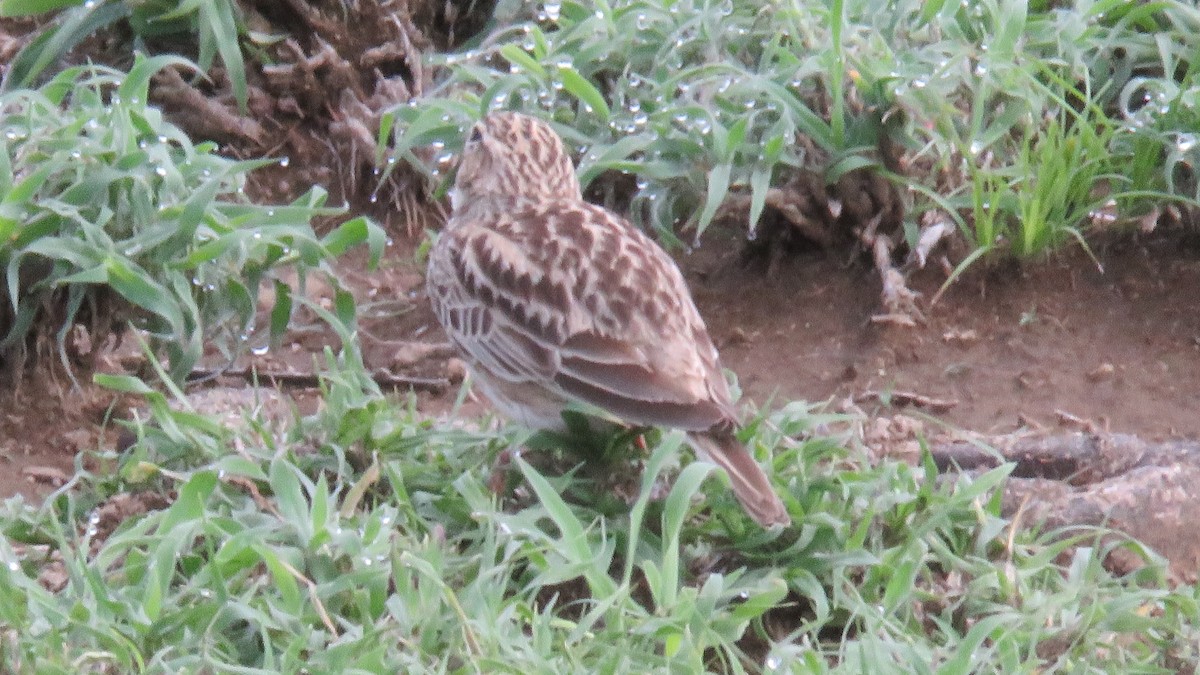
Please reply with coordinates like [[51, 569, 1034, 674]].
[[452, 112, 582, 205]]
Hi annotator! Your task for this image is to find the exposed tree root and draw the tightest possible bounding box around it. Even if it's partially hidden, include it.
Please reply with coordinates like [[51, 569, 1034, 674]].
[[932, 432, 1200, 582], [152, 66, 266, 145]]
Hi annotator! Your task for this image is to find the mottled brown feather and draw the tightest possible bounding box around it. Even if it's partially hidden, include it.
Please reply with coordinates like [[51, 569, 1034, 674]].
[[427, 111, 790, 527]]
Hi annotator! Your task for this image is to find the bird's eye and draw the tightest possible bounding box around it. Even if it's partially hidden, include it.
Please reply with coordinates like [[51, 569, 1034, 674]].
[[468, 127, 483, 143]]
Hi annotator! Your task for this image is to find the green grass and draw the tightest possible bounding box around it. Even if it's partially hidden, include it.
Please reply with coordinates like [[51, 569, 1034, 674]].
[[2, 0, 250, 111], [2, 0, 1200, 671], [0, 57, 382, 380], [1, 351, 1197, 671], [386, 0, 1200, 258]]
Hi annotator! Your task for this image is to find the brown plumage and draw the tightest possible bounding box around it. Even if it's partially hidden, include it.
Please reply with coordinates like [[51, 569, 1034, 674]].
[[427, 111, 790, 527]]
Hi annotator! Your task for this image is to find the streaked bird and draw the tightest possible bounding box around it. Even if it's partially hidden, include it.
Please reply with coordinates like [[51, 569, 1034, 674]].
[[426, 111, 790, 527]]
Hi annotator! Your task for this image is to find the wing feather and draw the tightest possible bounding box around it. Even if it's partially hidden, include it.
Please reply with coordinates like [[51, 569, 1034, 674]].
[[436, 196, 734, 431]]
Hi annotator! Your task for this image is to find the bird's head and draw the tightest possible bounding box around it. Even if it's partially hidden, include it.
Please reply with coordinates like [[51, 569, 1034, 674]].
[[450, 112, 582, 210]]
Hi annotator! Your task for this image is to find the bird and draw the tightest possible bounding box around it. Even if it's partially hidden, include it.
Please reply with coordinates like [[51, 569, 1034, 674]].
[[426, 111, 790, 527]]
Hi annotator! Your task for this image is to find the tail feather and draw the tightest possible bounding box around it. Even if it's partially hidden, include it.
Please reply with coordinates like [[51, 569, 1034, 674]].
[[688, 431, 791, 527]]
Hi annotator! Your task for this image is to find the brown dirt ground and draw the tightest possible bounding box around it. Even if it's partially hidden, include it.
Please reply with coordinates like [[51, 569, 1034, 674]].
[[3, 224, 1198, 501], [691, 227, 1200, 440]]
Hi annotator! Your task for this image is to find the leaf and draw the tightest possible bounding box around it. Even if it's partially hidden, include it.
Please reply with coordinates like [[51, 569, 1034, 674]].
[[269, 278, 292, 344], [881, 556, 919, 613], [919, 0, 948, 24], [255, 544, 303, 613], [516, 457, 618, 599], [117, 53, 195, 108], [204, 0, 247, 112], [3, 1, 129, 89], [333, 287, 356, 327], [729, 576, 787, 619], [559, 67, 610, 121], [623, 433, 684, 584], [310, 474, 329, 533], [175, 174, 221, 237], [152, 0, 205, 22], [321, 216, 385, 268], [825, 152, 880, 183], [748, 167, 770, 235], [499, 44, 547, 78], [725, 117, 748, 158], [576, 134, 653, 186], [936, 615, 1008, 674], [56, 265, 109, 284], [1, 162, 55, 207], [517, 458, 584, 547], [340, 458, 380, 518], [695, 162, 731, 236], [658, 461, 712, 608], [93, 373, 156, 395], [103, 257, 183, 335], [0, 0, 81, 17], [269, 458, 308, 535], [160, 471, 218, 532], [213, 455, 268, 481]]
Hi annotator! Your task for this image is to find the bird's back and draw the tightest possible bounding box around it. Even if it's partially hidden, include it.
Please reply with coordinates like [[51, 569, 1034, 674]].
[[428, 195, 736, 433]]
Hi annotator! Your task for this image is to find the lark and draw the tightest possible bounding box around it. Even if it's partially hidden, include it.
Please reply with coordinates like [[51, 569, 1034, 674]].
[[426, 111, 790, 527]]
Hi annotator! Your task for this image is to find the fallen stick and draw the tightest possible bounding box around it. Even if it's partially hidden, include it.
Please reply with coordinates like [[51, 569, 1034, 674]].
[[187, 366, 450, 393], [854, 389, 958, 413]]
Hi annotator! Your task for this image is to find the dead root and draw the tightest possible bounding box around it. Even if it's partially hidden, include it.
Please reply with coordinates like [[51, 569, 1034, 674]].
[[727, 167, 959, 328], [152, 66, 265, 145], [189, 364, 452, 394], [139, 0, 450, 229], [854, 389, 958, 413]]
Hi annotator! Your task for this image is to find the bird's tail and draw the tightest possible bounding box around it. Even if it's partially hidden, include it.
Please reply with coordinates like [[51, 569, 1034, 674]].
[[687, 431, 791, 527]]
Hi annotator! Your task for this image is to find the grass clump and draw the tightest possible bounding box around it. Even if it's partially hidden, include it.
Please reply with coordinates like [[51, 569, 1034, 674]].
[[389, 0, 1200, 261], [1, 0, 249, 110], [0, 56, 381, 381], [1, 358, 1196, 671], [387, 0, 860, 243]]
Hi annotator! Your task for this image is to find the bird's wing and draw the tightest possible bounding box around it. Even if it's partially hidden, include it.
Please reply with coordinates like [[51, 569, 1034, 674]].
[[427, 225, 557, 385], [436, 198, 733, 431]]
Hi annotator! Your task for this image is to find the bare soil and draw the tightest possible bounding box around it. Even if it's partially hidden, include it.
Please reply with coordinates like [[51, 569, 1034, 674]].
[[690, 228, 1200, 439]]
